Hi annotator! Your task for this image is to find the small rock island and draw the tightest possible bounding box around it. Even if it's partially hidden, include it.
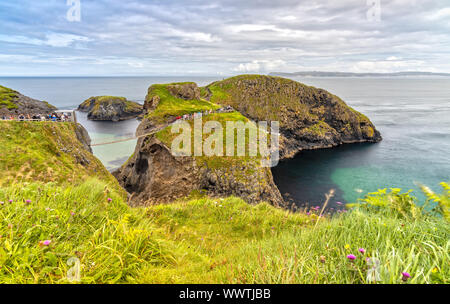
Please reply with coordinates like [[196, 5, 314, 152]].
[[78, 96, 143, 121]]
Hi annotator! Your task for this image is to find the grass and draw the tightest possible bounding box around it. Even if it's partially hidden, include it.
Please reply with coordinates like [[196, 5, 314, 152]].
[[0, 85, 18, 110], [0, 179, 447, 283], [146, 83, 220, 124], [80, 96, 142, 113], [0, 121, 124, 195]]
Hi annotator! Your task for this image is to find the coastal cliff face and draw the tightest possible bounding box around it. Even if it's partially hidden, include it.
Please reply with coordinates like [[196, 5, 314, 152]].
[[0, 85, 57, 116], [115, 76, 382, 207], [114, 133, 282, 206], [204, 75, 382, 159], [78, 96, 143, 121]]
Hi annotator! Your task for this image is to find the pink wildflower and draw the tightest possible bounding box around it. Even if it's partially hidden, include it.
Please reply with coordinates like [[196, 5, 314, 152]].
[[347, 254, 356, 261], [358, 248, 366, 254], [402, 272, 411, 282]]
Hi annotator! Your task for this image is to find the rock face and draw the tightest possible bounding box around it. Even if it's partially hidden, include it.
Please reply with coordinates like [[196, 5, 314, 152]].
[[204, 75, 382, 158], [74, 123, 93, 153], [166, 82, 201, 100], [114, 132, 283, 207], [115, 75, 382, 207], [78, 96, 143, 121], [0, 85, 57, 116]]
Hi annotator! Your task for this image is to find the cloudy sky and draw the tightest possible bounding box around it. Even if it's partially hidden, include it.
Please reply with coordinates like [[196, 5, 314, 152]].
[[0, 0, 449, 76]]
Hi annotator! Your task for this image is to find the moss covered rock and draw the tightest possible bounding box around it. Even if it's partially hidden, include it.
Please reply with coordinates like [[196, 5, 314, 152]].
[[0, 121, 125, 196], [0, 85, 57, 116], [78, 96, 143, 122], [115, 75, 382, 207], [203, 75, 382, 158]]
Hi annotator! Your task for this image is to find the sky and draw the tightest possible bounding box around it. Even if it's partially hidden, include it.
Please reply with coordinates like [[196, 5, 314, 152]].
[[0, 0, 449, 76]]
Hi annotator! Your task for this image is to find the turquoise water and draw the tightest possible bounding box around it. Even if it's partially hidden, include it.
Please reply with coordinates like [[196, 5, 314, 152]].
[[1, 76, 449, 205], [272, 77, 450, 207]]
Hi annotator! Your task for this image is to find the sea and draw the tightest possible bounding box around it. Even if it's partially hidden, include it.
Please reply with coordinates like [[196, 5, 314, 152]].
[[1, 76, 449, 207]]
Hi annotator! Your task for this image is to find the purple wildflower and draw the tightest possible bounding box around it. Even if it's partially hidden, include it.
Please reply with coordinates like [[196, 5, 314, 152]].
[[336, 202, 343, 205], [358, 248, 366, 254], [402, 272, 411, 282], [347, 254, 356, 261], [107, 198, 112, 202], [40, 240, 51, 246]]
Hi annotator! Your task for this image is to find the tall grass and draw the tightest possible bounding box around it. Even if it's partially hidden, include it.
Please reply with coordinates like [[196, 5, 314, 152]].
[[0, 179, 448, 283]]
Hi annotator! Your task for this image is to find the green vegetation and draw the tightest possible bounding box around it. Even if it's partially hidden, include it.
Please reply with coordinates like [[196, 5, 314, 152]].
[[146, 83, 220, 124], [204, 75, 379, 142], [80, 96, 142, 113], [0, 179, 448, 283], [0, 121, 123, 195], [0, 85, 18, 110], [156, 112, 270, 181]]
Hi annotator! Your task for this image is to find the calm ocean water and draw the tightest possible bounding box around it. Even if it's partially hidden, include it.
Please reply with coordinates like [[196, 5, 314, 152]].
[[1, 76, 449, 206]]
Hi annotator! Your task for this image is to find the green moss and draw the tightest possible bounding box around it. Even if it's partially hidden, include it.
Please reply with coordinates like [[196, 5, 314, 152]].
[[0, 85, 18, 109], [156, 112, 272, 183], [302, 121, 334, 137], [0, 121, 125, 196], [146, 83, 220, 124]]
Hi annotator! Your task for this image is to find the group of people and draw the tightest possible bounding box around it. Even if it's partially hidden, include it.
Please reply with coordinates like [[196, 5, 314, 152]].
[[174, 105, 235, 122], [1, 112, 73, 122]]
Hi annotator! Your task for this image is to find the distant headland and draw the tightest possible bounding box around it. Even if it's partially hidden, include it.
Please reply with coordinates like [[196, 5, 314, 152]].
[[269, 71, 450, 78]]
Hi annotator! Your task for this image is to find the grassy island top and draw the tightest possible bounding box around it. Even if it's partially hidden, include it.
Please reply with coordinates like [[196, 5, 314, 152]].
[[80, 96, 142, 112], [145, 83, 220, 123], [0, 85, 19, 109]]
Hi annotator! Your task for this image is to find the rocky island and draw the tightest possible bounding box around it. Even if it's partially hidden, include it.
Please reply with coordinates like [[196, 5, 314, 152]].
[[0, 85, 57, 116], [114, 75, 382, 207], [78, 96, 143, 121]]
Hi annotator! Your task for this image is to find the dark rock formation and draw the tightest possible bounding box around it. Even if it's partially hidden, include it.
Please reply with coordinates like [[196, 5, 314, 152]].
[[78, 96, 143, 122], [0, 85, 57, 116], [114, 134, 283, 207], [166, 82, 201, 100]]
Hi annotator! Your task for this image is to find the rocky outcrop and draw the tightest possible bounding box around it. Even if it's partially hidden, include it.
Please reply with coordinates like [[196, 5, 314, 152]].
[[114, 133, 283, 207], [204, 75, 382, 159], [166, 82, 201, 100], [115, 75, 382, 207], [74, 123, 93, 153], [0, 85, 57, 116], [78, 96, 143, 122]]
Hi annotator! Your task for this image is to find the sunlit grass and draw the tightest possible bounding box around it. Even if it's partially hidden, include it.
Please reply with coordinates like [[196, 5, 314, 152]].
[[0, 179, 448, 284]]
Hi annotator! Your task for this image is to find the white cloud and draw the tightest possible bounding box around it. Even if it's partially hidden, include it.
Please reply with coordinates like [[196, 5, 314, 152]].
[[0, 33, 91, 48], [232, 60, 286, 72], [426, 7, 450, 20], [45, 33, 91, 47]]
